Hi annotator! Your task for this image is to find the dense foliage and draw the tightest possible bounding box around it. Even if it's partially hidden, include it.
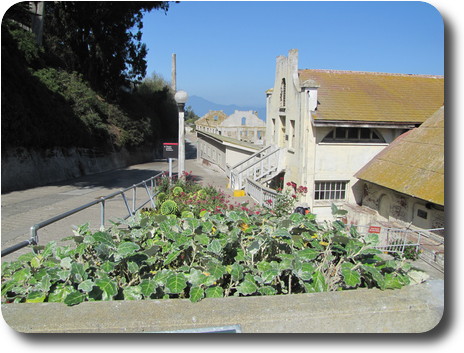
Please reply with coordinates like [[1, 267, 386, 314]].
[[1, 180, 425, 306], [1, 3, 178, 152]]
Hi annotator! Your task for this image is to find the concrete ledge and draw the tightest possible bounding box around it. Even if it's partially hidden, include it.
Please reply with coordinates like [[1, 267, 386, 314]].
[[1, 280, 443, 333]]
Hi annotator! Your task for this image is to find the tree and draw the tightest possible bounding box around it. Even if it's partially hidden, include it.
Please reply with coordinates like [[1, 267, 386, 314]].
[[42, 1, 170, 99]]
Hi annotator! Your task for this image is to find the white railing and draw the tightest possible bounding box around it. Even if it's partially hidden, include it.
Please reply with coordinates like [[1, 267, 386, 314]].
[[245, 177, 281, 208], [229, 145, 282, 190], [348, 225, 423, 255]]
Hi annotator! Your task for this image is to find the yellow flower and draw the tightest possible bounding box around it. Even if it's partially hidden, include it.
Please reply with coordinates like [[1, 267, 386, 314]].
[[319, 241, 329, 246], [150, 270, 157, 275], [240, 223, 249, 231], [202, 272, 210, 276], [311, 234, 318, 239]]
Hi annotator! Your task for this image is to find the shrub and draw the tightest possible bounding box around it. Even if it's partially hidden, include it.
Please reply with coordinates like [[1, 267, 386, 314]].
[[160, 200, 178, 216], [1, 195, 423, 306]]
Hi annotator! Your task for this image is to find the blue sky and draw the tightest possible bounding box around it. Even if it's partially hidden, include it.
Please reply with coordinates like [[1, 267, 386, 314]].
[[141, 1, 444, 108]]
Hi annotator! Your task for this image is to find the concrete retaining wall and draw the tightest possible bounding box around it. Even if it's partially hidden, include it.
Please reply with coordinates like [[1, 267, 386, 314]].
[[1, 280, 444, 333], [1, 146, 155, 193]]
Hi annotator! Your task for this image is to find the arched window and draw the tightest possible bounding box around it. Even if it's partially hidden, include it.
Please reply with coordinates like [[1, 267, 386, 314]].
[[321, 127, 385, 143], [241, 117, 246, 125], [280, 78, 286, 107]]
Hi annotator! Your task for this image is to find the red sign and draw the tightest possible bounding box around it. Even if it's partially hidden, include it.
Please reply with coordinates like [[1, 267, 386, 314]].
[[368, 226, 381, 234]]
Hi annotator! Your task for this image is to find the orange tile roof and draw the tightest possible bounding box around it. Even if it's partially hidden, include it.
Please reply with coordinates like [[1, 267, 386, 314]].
[[299, 69, 444, 123], [355, 106, 444, 205]]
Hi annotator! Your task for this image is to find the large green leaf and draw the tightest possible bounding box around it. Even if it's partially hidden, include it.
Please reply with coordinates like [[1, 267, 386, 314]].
[[126, 261, 139, 274], [194, 233, 210, 245], [116, 241, 140, 259], [294, 262, 315, 281], [101, 261, 116, 273], [96, 278, 118, 300], [64, 290, 87, 306], [78, 279, 95, 293], [165, 273, 187, 294], [305, 271, 327, 293], [229, 263, 244, 282], [92, 231, 115, 247], [26, 290, 46, 303], [207, 262, 226, 280], [205, 286, 223, 298], [48, 284, 73, 302], [361, 264, 385, 289], [341, 263, 361, 287], [296, 248, 319, 261], [187, 268, 207, 287], [207, 239, 222, 255], [261, 269, 280, 284], [12, 268, 31, 282], [258, 286, 277, 296], [164, 249, 182, 266], [236, 276, 258, 295], [71, 262, 87, 282], [123, 286, 142, 300], [35, 274, 51, 292], [189, 286, 204, 303], [140, 279, 156, 297]]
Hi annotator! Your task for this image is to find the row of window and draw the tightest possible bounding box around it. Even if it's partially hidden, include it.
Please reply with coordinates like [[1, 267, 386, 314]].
[[314, 181, 347, 200], [322, 127, 384, 143]]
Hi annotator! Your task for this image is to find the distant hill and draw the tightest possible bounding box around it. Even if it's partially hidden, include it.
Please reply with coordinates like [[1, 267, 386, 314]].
[[187, 95, 266, 121]]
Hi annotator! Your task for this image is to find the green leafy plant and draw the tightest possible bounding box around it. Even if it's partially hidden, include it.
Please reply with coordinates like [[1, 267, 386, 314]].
[[172, 186, 184, 196], [160, 200, 178, 215], [2, 193, 422, 306]]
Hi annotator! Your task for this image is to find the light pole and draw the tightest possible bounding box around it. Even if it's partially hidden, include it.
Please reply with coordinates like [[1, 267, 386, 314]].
[[174, 90, 188, 178]]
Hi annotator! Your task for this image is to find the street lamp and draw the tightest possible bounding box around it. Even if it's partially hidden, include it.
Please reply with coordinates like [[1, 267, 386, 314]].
[[174, 90, 188, 178]]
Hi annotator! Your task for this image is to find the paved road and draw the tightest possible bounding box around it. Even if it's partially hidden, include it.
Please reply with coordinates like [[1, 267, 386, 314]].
[[1, 132, 256, 262]]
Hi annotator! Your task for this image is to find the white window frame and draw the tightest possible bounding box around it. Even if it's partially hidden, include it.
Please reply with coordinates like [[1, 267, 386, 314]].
[[314, 181, 348, 201]]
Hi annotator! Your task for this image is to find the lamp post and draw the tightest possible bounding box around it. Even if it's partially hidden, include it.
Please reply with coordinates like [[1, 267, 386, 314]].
[[174, 90, 188, 178]]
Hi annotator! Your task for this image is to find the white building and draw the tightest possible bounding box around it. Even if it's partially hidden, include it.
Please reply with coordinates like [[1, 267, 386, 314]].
[[218, 110, 265, 144], [262, 49, 444, 219]]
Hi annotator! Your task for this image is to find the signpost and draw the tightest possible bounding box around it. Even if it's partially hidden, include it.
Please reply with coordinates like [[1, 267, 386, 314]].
[[163, 143, 178, 178]]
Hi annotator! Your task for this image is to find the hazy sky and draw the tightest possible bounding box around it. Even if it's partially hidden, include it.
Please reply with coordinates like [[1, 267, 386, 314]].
[[141, 0, 444, 107]]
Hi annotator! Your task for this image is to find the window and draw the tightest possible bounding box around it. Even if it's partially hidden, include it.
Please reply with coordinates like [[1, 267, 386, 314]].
[[417, 209, 428, 219], [322, 128, 384, 143], [290, 120, 296, 149], [314, 181, 348, 200], [241, 117, 246, 125], [280, 78, 286, 107]]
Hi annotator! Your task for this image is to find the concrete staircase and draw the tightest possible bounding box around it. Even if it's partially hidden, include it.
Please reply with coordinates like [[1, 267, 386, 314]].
[[229, 145, 284, 191]]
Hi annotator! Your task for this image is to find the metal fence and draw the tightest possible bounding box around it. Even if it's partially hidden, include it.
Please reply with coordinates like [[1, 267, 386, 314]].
[[1, 172, 164, 257], [348, 224, 423, 256]]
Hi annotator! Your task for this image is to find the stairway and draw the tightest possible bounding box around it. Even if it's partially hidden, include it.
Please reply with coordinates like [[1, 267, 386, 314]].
[[229, 145, 284, 191]]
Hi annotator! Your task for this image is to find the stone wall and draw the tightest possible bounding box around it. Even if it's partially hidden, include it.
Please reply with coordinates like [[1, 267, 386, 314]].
[[1, 146, 156, 193]]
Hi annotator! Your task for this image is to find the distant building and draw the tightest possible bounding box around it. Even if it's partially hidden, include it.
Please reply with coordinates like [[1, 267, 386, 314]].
[[195, 110, 228, 134], [218, 110, 266, 144], [195, 110, 265, 172]]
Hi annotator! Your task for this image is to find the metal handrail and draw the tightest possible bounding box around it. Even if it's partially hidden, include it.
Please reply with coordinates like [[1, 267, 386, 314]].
[[229, 145, 273, 171], [1, 172, 163, 257]]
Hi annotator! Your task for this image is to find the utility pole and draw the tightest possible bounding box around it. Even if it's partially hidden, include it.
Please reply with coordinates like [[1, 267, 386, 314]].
[[171, 53, 177, 91]]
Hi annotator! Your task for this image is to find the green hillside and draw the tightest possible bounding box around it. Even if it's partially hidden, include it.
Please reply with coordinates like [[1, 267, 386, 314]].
[[1, 3, 178, 154]]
